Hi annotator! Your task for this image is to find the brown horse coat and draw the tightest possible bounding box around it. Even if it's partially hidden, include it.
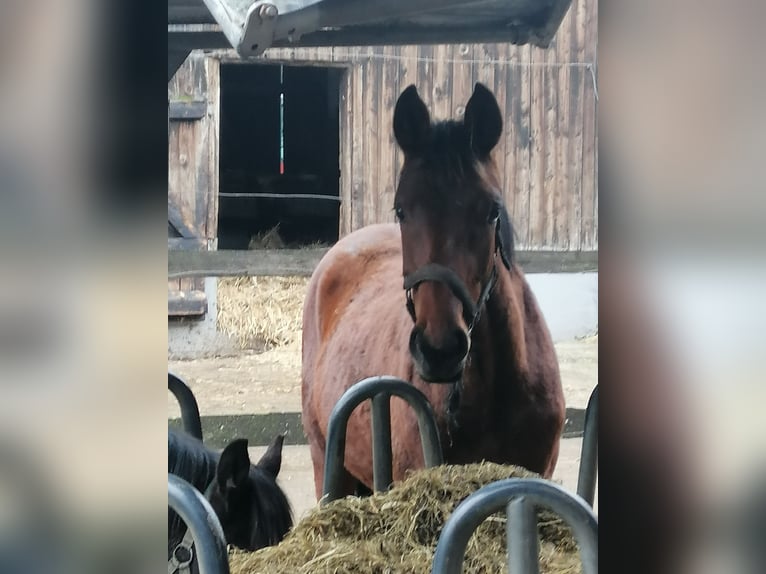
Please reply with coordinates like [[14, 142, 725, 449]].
[[301, 84, 565, 500]]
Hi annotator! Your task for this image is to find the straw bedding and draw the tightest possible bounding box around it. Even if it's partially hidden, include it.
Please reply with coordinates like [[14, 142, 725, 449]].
[[216, 276, 308, 350], [229, 462, 582, 574]]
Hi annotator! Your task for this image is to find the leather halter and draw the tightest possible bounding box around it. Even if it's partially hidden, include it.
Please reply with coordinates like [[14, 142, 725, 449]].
[[169, 480, 218, 574], [403, 252, 498, 334]]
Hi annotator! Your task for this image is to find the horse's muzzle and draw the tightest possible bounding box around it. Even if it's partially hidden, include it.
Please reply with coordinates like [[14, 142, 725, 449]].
[[409, 326, 469, 383]]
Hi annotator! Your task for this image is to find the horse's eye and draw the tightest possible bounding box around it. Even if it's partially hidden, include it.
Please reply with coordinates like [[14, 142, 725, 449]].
[[394, 205, 405, 222], [487, 204, 501, 223]]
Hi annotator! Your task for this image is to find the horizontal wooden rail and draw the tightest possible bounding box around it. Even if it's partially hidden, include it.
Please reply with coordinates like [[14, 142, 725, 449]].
[[168, 249, 597, 278]]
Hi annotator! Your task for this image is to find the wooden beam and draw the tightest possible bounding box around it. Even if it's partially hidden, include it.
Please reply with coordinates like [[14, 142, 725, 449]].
[[168, 198, 198, 239], [169, 249, 329, 278], [168, 249, 597, 278], [168, 100, 207, 120], [168, 290, 208, 316]]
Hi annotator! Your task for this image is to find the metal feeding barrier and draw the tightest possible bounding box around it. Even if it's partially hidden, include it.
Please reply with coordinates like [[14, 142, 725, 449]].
[[169, 372, 204, 441], [431, 478, 598, 574], [322, 376, 444, 503], [576, 385, 598, 507], [168, 474, 230, 574]]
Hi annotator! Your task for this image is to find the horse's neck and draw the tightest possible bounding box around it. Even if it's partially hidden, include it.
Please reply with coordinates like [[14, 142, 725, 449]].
[[462, 266, 529, 397]]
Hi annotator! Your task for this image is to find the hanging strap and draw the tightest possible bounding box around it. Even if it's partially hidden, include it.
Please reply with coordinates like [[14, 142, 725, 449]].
[[168, 528, 196, 574]]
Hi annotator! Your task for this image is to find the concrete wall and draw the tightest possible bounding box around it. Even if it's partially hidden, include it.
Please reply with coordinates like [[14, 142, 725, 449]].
[[168, 278, 238, 359], [525, 272, 598, 342]]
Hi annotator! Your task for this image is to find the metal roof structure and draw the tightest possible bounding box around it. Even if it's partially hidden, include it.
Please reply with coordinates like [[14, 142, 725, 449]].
[[168, 0, 573, 80]]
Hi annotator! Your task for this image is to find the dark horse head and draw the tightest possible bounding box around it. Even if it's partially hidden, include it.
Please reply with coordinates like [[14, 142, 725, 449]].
[[168, 429, 293, 559], [393, 83, 514, 383]]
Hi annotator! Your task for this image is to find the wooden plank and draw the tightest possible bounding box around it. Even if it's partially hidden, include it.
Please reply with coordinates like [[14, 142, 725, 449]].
[[168, 197, 198, 238], [206, 56, 221, 240], [554, 14, 572, 251], [527, 45, 545, 248], [580, 0, 598, 249], [351, 59, 365, 231], [568, 0, 586, 251], [450, 43, 474, 121], [473, 43, 496, 100], [378, 46, 399, 224], [169, 290, 208, 316], [168, 249, 330, 278], [396, 44, 420, 179], [501, 42, 517, 230], [542, 39, 558, 248], [168, 248, 598, 278], [366, 48, 381, 227], [485, 44, 505, 191], [431, 44, 452, 122], [508, 43, 532, 250], [339, 67, 353, 236], [417, 44, 435, 117], [168, 100, 207, 120]]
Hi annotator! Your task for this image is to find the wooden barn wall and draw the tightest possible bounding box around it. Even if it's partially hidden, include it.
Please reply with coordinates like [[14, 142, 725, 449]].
[[213, 0, 597, 251]]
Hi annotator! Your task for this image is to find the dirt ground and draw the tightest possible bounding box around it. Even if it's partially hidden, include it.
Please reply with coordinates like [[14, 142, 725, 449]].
[[168, 335, 597, 418]]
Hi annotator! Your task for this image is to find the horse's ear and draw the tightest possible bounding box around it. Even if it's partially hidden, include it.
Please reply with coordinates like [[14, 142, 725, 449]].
[[495, 205, 514, 269], [256, 434, 285, 479], [463, 83, 503, 160], [393, 85, 431, 156], [217, 438, 251, 490]]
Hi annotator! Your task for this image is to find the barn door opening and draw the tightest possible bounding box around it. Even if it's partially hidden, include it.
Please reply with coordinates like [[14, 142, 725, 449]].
[[218, 63, 343, 249]]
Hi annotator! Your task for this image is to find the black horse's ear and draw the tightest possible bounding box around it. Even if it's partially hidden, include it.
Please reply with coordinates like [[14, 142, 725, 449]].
[[495, 205, 514, 270], [256, 434, 285, 479], [217, 438, 251, 490], [463, 83, 503, 160], [393, 85, 431, 156]]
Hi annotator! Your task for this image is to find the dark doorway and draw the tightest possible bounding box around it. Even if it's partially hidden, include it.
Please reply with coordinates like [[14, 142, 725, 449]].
[[218, 64, 343, 249]]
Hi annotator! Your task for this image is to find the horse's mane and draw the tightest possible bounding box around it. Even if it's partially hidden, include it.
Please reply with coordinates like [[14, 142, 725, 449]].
[[168, 429, 218, 548], [168, 429, 217, 491]]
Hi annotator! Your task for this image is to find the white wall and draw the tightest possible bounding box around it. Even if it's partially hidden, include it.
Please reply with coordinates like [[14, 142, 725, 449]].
[[525, 272, 598, 342]]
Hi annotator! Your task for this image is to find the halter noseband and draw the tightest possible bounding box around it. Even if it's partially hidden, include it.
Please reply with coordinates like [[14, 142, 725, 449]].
[[403, 253, 498, 334]]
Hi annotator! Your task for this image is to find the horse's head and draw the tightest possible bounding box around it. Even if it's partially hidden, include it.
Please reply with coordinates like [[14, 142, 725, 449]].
[[393, 83, 513, 383], [207, 434, 292, 550]]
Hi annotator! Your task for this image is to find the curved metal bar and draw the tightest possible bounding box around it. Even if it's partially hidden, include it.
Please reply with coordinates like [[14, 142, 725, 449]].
[[168, 474, 230, 574], [576, 385, 598, 506], [431, 478, 598, 574], [169, 372, 204, 441], [322, 376, 444, 503]]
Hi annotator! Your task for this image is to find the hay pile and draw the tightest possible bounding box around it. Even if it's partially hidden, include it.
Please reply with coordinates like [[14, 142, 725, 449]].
[[229, 463, 582, 574], [217, 276, 308, 349]]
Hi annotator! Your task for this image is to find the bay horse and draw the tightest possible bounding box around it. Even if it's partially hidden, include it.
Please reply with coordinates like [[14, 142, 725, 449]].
[[301, 83, 565, 500], [168, 429, 293, 568]]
